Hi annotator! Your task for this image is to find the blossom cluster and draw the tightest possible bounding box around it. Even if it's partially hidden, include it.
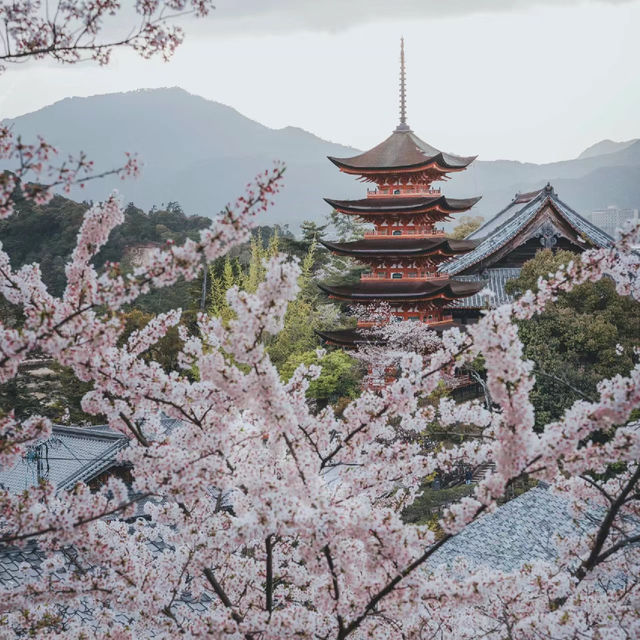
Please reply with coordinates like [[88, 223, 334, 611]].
[[0, 1, 215, 71], [0, 172, 639, 638], [0, 125, 140, 219]]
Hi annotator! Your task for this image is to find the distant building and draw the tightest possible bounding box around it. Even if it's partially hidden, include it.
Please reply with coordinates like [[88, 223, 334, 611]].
[[441, 184, 612, 323], [123, 242, 162, 268], [584, 206, 639, 238]]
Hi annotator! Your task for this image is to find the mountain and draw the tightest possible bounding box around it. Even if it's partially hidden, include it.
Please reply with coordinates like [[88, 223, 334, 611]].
[[578, 138, 639, 159], [445, 140, 640, 221], [2, 88, 362, 229], [3, 88, 639, 230]]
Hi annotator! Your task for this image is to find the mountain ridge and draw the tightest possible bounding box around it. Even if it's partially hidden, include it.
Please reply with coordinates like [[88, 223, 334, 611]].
[[2, 87, 639, 230]]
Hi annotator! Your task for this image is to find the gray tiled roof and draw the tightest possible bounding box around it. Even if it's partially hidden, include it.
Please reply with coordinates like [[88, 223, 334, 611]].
[[430, 485, 590, 572], [0, 424, 128, 494], [442, 186, 613, 276], [0, 418, 183, 495], [450, 268, 521, 309]]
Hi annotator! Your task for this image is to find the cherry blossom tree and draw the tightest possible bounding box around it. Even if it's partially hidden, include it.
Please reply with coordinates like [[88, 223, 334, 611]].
[[0, 1, 215, 70], [0, 176, 639, 637], [1, 3, 640, 638]]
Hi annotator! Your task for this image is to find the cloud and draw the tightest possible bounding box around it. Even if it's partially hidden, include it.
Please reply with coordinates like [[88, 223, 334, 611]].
[[206, 0, 636, 34]]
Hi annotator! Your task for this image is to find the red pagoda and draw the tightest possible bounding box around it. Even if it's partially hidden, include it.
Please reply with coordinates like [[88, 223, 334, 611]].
[[317, 39, 484, 348]]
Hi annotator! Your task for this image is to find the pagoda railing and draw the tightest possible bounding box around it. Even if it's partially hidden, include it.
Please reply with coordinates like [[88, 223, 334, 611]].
[[366, 187, 442, 197], [363, 230, 446, 238], [360, 273, 449, 281]]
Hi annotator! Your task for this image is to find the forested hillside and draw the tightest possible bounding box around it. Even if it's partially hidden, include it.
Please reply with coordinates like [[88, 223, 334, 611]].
[[0, 193, 211, 297]]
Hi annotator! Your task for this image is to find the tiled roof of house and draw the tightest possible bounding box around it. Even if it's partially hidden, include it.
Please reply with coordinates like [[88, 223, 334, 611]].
[[448, 268, 521, 309], [442, 185, 613, 276], [429, 485, 589, 572], [0, 418, 182, 495], [0, 424, 127, 494]]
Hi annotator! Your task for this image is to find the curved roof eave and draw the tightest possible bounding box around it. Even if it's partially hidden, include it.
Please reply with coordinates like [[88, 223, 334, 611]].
[[443, 190, 614, 276], [324, 195, 482, 215]]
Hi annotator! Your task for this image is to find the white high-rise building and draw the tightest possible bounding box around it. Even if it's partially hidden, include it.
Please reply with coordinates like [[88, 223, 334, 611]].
[[585, 206, 639, 237]]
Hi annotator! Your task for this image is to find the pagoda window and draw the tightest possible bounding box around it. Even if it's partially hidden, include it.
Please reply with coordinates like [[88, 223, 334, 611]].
[[393, 189, 401, 195], [407, 271, 417, 278], [392, 230, 402, 236], [392, 273, 403, 279], [377, 272, 386, 279]]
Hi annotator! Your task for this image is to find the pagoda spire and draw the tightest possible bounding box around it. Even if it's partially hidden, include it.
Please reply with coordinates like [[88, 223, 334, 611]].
[[396, 37, 410, 132]]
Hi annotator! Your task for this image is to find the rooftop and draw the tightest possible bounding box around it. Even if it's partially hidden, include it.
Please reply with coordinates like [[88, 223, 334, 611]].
[[325, 195, 481, 216], [318, 278, 485, 302], [430, 485, 590, 572], [443, 185, 613, 276], [0, 418, 182, 495], [316, 322, 462, 347], [328, 130, 476, 174], [320, 237, 476, 258]]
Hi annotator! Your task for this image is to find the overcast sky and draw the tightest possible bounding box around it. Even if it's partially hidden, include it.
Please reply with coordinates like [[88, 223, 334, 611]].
[[1, 0, 639, 163]]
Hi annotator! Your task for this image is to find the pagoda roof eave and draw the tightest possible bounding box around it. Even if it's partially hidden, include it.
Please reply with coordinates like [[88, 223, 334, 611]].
[[318, 279, 485, 302], [319, 238, 477, 258], [324, 195, 481, 216], [314, 328, 385, 347], [326, 130, 476, 174], [315, 322, 464, 346], [327, 157, 473, 175]]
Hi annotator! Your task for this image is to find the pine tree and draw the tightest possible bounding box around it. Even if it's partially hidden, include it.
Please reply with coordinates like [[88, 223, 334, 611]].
[[266, 226, 280, 258], [209, 265, 226, 317], [246, 232, 265, 293]]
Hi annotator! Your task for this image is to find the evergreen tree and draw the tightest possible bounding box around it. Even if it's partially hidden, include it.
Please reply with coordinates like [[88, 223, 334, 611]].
[[246, 233, 265, 293], [300, 220, 327, 246]]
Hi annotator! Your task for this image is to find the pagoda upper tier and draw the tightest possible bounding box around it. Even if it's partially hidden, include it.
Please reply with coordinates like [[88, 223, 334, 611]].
[[325, 195, 481, 222], [328, 129, 476, 185], [318, 278, 484, 303], [320, 237, 476, 263]]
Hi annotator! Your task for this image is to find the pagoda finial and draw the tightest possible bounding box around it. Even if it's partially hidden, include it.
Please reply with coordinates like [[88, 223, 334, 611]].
[[396, 38, 410, 132]]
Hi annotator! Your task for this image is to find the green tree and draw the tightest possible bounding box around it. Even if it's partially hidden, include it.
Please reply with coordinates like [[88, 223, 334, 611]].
[[328, 209, 366, 241], [266, 242, 322, 369], [506, 249, 640, 427], [300, 220, 327, 247], [450, 215, 484, 239], [280, 349, 362, 404], [245, 233, 266, 293]]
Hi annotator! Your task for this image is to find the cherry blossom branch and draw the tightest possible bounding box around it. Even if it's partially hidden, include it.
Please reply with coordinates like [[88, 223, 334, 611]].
[[0, 1, 215, 70]]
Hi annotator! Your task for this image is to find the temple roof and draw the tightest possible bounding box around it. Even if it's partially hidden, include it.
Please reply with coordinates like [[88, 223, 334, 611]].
[[316, 322, 463, 347], [325, 195, 481, 216], [328, 130, 476, 174], [320, 237, 476, 258], [429, 485, 590, 572], [314, 328, 385, 347], [449, 268, 522, 309], [0, 425, 127, 494], [318, 278, 485, 302], [442, 184, 613, 276], [0, 418, 182, 495]]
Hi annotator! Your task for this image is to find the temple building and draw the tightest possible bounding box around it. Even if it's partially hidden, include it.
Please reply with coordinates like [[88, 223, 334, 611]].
[[442, 183, 613, 323], [317, 39, 484, 348]]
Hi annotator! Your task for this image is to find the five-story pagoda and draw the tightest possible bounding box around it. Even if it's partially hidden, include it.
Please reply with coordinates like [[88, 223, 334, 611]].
[[317, 39, 484, 348]]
